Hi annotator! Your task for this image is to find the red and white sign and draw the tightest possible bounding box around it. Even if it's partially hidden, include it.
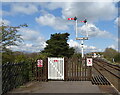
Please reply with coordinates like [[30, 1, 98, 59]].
[[54, 60, 58, 62], [68, 18, 74, 20], [37, 60, 43, 67], [87, 58, 92, 66]]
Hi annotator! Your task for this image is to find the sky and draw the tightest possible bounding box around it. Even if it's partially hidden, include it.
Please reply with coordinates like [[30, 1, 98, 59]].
[[1, 1, 120, 53]]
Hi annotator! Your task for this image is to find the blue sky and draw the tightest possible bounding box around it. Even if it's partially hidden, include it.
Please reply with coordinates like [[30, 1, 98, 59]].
[[1, 1, 120, 53]]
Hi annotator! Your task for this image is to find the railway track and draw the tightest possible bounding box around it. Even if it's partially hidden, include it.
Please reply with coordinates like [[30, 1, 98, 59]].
[[94, 58, 120, 71], [91, 63, 111, 85], [93, 59, 120, 79], [92, 58, 120, 92]]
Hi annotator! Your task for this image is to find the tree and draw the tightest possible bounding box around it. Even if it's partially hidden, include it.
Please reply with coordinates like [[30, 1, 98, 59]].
[[1, 23, 27, 63], [1, 23, 28, 52], [2, 49, 15, 63], [103, 48, 118, 62], [114, 53, 120, 63], [42, 33, 75, 58]]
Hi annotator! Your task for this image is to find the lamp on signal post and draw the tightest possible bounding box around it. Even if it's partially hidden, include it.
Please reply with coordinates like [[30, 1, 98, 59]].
[[68, 17, 88, 58]]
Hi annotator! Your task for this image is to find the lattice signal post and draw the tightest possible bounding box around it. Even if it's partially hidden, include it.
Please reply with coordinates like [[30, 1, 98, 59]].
[[68, 17, 88, 58]]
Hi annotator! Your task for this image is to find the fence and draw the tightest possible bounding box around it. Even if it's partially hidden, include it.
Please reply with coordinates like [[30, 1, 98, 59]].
[[2, 62, 32, 94], [35, 57, 92, 81], [2, 57, 92, 94], [65, 57, 92, 81], [34, 58, 48, 81]]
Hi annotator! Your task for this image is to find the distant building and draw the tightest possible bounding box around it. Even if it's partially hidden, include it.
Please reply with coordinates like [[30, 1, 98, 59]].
[[93, 53, 97, 58]]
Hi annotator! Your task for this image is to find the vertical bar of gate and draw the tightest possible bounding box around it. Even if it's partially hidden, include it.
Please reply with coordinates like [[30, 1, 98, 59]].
[[73, 58, 74, 81], [64, 58, 67, 81], [84, 58, 85, 81], [71, 58, 73, 81], [79, 58, 81, 80], [90, 67, 92, 81], [70, 58, 71, 81], [77, 58, 79, 80], [42, 60, 44, 81], [46, 58, 48, 81], [70, 58, 72, 81], [41, 60, 43, 81], [83, 58, 85, 80], [44, 58, 46, 81], [69, 58, 71, 81], [78, 58, 79, 80], [68, 58, 70, 81], [81, 58, 84, 80], [85, 57, 87, 81], [88, 66, 91, 81], [69, 58, 70, 81], [75, 57, 76, 80], [82, 58, 83, 81]]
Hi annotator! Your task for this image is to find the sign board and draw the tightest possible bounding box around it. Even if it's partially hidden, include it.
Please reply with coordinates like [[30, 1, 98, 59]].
[[37, 60, 43, 67], [87, 58, 92, 66]]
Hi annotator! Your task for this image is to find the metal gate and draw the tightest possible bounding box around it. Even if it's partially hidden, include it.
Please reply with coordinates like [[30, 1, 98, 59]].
[[48, 57, 64, 80]]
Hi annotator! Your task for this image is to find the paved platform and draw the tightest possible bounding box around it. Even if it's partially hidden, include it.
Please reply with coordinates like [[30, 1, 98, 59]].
[[8, 81, 102, 93]]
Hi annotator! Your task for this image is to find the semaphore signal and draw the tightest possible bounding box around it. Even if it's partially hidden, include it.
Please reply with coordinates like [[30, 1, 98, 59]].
[[67, 17, 88, 58], [80, 19, 87, 23], [68, 16, 77, 21]]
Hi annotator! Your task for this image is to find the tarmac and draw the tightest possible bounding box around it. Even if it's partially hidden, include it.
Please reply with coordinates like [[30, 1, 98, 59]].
[[7, 81, 119, 94], [8, 81, 101, 93]]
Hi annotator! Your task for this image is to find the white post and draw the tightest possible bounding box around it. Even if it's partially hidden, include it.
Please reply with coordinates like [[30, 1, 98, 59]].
[[75, 19, 78, 38], [86, 22, 88, 38], [81, 40, 84, 58]]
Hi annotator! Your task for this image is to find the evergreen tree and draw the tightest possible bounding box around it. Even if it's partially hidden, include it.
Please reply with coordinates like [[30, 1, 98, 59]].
[[42, 33, 75, 58]]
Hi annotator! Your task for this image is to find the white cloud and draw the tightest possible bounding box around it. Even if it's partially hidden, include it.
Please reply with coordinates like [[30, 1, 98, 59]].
[[108, 44, 118, 51], [77, 23, 115, 39], [35, 2, 117, 31], [68, 39, 102, 53], [108, 44, 116, 49], [0, 19, 10, 25], [43, 2, 117, 22], [20, 28, 43, 41], [114, 16, 120, 27], [35, 13, 69, 30], [2, 3, 39, 15], [12, 4, 38, 15], [68, 39, 80, 47], [7, 43, 46, 52], [7, 28, 46, 52]]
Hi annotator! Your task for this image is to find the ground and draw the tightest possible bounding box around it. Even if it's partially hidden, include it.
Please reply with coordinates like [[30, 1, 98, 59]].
[[6, 81, 119, 94]]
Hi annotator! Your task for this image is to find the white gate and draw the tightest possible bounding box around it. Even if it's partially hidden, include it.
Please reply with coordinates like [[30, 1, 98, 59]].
[[48, 57, 64, 80]]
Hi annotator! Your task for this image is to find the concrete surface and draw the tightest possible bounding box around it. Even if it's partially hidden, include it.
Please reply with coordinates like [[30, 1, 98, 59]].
[[8, 81, 101, 93]]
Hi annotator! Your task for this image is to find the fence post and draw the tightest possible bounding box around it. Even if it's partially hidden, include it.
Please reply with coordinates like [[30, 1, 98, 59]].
[[89, 66, 92, 81], [45, 58, 48, 82], [64, 57, 67, 81]]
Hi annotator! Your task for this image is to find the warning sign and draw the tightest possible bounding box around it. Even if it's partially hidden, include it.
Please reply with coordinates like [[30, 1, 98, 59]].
[[54, 60, 58, 62], [37, 60, 43, 67], [87, 58, 92, 66]]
